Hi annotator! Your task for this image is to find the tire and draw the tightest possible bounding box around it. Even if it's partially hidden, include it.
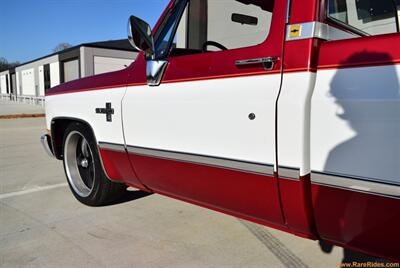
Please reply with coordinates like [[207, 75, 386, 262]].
[[62, 122, 126, 206]]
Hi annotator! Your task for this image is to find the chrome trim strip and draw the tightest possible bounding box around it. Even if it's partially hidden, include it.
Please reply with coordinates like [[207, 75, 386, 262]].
[[127, 145, 274, 176], [286, 22, 358, 41], [40, 134, 55, 158], [285, 0, 292, 24], [278, 166, 299, 180], [98, 142, 126, 152], [311, 172, 400, 199]]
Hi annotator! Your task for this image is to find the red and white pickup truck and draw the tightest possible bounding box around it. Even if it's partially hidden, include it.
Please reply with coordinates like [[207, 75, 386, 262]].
[[41, 0, 400, 261]]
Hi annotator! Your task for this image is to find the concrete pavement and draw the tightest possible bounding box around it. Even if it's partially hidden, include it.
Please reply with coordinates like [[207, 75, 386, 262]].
[[0, 117, 390, 268], [0, 118, 63, 194]]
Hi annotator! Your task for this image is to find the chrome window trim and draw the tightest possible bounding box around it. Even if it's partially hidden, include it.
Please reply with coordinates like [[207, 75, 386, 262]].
[[286, 21, 358, 41], [285, 0, 292, 24], [325, 17, 369, 37], [311, 171, 400, 199]]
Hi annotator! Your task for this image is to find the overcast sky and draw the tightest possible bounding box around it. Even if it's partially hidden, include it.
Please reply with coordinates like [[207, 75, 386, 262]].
[[0, 0, 169, 63]]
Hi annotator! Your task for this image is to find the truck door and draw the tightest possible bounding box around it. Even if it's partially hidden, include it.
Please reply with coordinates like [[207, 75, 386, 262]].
[[122, 0, 287, 226]]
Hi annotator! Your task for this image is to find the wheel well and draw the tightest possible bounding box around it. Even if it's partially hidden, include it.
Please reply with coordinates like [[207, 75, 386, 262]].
[[51, 118, 96, 160]]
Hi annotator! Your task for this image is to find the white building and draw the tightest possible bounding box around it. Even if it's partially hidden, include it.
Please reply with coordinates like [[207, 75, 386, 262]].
[[1, 39, 137, 99], [0, 70, 11, 95]]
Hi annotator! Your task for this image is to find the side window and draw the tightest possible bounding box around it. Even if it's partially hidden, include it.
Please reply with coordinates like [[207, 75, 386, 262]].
[[328, 0, 400, 36], [155, 0, 274, 58], [205, 0, 273, 50]]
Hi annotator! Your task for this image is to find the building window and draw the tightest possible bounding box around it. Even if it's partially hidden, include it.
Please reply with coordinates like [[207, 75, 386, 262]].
[[44, 64, 51, 91]]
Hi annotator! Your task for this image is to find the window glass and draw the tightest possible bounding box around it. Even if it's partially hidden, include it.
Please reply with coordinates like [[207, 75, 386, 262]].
[[155, 0, 274, 58], [154, 0, 188, 59], [206, 0, 273, 50], [328, 0, 400, 35]]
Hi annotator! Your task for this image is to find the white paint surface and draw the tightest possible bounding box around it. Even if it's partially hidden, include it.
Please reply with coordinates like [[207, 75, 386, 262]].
[[46, 87, 127, 146], [277, 72, 316, 176], [38, 66, 45, 96], [123, 74, 281, 166], [94, 56, 133, 75], [311, 65, 400, 184], [63, 59, 80, 82], [50, 62, 60, 88], [21, 68, 35, 96], [0, 75, 6, 94], [16, 72, 20, 95]]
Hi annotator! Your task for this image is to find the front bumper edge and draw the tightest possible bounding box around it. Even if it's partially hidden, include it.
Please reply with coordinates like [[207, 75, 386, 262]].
[[40, 134, 55, 158]]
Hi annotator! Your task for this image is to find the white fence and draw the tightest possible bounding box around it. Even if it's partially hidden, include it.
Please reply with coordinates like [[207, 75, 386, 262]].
[[1, 94, 45, 107]]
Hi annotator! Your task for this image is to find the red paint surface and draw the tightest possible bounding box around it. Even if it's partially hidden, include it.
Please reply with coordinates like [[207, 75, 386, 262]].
[[160, 0, 287, 84], [128, 153, 285, 227], [313, 32, 400, 261], [277, 8, 323, 241], [98, 148, 146, 190], [152, 187, 312, 237], [289, 0, 320, 24], [283, 39, 322, 73], [312, 184, 400, 261], [279, 176, 317, 239], [318, 33, 400, 70], [46, 67, 131, 96]]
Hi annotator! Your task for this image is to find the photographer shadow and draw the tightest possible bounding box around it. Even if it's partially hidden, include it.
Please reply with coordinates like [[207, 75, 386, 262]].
[[316, 51, 400, 262]]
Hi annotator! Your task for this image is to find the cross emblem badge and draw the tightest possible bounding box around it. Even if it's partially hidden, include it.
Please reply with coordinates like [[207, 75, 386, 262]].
[[95, 102, 114, 122]]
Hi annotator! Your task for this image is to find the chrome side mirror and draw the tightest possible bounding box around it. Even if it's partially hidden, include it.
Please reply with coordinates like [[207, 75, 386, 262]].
[[128, 16, 155, 59], [127, 15, 168, 86]]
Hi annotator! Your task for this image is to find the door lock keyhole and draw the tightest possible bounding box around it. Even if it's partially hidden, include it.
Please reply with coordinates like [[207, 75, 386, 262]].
[[248, 113, 256, 120]]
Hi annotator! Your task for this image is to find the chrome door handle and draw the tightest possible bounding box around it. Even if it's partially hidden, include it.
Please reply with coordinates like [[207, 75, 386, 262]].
[[235, 56, 279, 71]]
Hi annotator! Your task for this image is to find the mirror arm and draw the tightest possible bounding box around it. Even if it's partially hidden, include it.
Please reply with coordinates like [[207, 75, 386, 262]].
[[146, 60, 168, 86]]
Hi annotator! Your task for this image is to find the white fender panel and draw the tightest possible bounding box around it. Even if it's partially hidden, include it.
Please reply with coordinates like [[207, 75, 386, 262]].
[[311, 65, 400, 184], [45, 87, 126, 145]]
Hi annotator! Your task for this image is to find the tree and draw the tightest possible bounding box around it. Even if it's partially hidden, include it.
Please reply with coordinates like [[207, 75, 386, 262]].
[[53, 42, 73, 53], [0, 57, 20, 72]]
